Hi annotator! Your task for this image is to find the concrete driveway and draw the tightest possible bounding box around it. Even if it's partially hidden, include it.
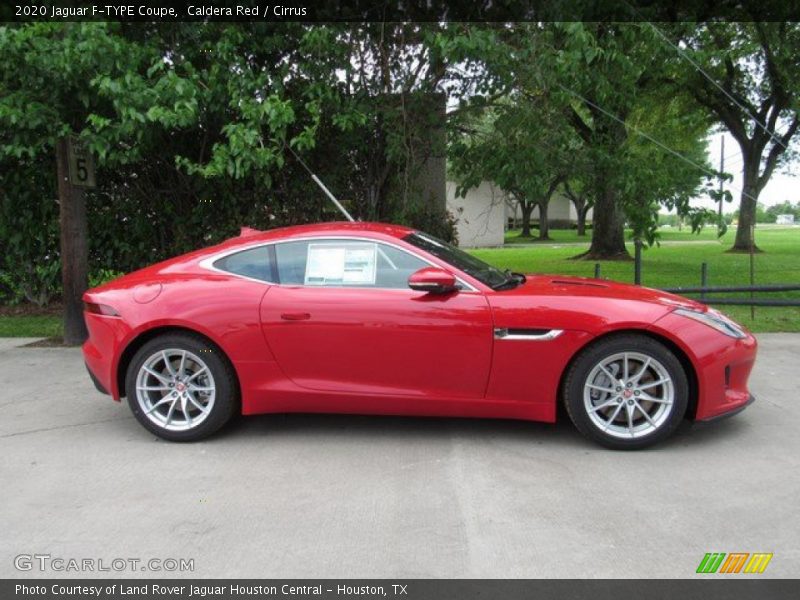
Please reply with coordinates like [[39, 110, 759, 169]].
[[1, 334, 798, 578]]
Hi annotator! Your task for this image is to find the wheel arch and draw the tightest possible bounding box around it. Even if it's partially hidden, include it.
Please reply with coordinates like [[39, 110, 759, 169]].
[[116, 325, 241, 402], [557, 328, 700, 420]]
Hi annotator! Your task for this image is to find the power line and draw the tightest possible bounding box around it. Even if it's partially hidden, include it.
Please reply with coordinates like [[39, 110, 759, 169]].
[[702, 135, 746, 169], [723, 158, 746, 172], [559, 84, 715, 176], [642, 21, 789, 152], [723, 152, 745, 166], [719, 152, 745, 170]]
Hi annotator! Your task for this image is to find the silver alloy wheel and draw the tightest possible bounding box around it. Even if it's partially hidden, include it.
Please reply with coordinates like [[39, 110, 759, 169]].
[[135, 348, 216, 432], [583, 351, 675, 439]]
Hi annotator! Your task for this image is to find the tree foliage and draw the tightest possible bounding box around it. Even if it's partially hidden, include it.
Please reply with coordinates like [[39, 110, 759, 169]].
[[0, 22, 459, 303], [667, 21, 800, 251], [442, 22, 715, 257], [449, 94, 576, 239], [1, 20, 793, 306], [620, 88, 717, 245]]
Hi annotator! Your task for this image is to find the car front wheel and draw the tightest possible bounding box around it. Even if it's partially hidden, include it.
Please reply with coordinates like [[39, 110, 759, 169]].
[[125, 333, 238, 441], [563, 334, 689, 450]]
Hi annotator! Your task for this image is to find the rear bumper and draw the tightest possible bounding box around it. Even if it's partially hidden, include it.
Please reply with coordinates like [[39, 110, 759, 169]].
[[697, 393, 755, 423], [85, 361, 109, 395], [82, 309, 131, 401]]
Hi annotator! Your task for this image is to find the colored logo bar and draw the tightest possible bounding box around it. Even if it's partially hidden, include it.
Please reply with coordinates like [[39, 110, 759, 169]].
[[697, 553, 773, 574]]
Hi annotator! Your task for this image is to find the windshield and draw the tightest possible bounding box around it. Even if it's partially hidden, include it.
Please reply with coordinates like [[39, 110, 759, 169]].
[[404, 232, 521, 290]]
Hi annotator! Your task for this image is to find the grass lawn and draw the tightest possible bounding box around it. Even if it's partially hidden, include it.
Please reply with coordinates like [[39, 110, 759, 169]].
[[475, 226, 800, 333], [0, 227, 798, 336], [505, 226, 726, 244], [0, 313, 62, 338]]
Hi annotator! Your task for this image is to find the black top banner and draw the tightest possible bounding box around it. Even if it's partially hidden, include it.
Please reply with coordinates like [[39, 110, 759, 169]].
[[2, 0, 800, 23]]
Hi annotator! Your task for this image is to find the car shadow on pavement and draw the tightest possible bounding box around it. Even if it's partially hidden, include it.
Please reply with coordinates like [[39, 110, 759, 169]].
[[676, 416, 752, 447], [218, 410, 579, 446], [198, 408, 752, 452]]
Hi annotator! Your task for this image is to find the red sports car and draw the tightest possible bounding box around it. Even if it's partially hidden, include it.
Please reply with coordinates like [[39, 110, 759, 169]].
[[82, 222, 757, 449]]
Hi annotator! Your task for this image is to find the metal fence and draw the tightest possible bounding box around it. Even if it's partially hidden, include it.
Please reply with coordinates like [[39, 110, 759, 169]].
[[592, 259, 800, 308]]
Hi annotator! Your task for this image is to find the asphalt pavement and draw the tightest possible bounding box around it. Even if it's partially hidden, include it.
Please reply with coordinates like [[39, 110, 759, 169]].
[[1, 334, 798, 578]]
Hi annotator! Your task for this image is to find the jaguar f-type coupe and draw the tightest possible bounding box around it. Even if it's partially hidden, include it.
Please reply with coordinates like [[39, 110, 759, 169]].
[[82, 222, 757, 449]]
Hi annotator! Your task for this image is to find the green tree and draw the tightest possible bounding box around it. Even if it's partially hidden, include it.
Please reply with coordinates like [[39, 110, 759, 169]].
[[449, 94, 576, 240], [668, 22, 800, 251], [561, 145, 595, 237], [621, 90, 717, 245], [732, 203, 776, 224], [0, 22, 150, 342], [548, 23, 696, 259], [765, 200, 800, 221], [103, 23, 459, 234], [562, 180, 592, 237], [441, 23, 712, 258], [1, 23, 465, 338]]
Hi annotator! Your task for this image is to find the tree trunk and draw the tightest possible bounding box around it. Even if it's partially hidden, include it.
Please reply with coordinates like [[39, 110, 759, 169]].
[[520, 202, 534, 237], [731, 161, 761, 252], [565, 185, 588, 236], [575, 179, 629, 260], [569, 103, 629, 259], [576, 206, 588, 236], [56, 137, 89, 345], [538, 201, 551, 240]]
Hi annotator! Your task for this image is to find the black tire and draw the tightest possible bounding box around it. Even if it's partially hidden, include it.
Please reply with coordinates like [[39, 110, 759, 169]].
[[125, 332, 238, 442], [563, 334, 689, 450]]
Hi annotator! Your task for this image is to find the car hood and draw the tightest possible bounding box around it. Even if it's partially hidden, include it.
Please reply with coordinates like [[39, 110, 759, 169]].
[[484, 274, 706, 335], [510, 274, 705, 310]]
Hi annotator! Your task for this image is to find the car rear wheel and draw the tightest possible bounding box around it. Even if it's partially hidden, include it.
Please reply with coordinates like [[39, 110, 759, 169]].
[[563, 334, 689, 450], [125, 333, 238, 441]]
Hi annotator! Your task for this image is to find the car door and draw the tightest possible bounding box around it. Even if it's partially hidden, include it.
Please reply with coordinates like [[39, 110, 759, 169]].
[[259, 237, 493, 399]]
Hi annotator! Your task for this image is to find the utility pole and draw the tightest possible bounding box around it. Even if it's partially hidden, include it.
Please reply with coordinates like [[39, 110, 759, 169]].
[[718, 136, 725, 233]]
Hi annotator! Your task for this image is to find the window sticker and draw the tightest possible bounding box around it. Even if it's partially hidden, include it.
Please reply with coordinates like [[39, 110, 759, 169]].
[[305, 243, 377, 285]]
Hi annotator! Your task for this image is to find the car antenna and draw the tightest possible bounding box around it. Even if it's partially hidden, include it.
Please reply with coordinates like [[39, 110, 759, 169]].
[[285, 143, 355, 222], [284, 143, 396, 268]]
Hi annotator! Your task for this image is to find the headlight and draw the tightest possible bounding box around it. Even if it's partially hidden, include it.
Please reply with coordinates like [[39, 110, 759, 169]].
[[673, 307, 747, 339]]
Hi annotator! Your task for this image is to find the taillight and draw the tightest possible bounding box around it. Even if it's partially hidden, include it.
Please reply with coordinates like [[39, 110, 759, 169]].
[[84, 302, 120, 317]]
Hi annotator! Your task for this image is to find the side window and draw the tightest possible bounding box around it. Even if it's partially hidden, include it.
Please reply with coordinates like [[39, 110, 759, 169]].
[[374, 243, 427, 288], [273, 239, 427, 289], [274, 241, 311, 285], [213, 246, 271, 281]]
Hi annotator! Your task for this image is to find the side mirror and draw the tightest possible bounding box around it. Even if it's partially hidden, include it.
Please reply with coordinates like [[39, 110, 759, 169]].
[[408, 267, 458, 294]]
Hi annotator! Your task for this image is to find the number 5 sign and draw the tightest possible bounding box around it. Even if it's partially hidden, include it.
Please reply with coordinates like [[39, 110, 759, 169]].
[[66, 136, 96, 188]]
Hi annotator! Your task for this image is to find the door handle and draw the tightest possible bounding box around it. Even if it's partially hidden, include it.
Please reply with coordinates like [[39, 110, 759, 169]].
[[281, 312, 311, 321]]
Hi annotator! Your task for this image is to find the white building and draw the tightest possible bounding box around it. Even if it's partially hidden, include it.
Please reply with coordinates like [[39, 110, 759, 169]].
[[446, 180, 592, 247], [776, 214, 795, 225], [446, 181, 507, 248]]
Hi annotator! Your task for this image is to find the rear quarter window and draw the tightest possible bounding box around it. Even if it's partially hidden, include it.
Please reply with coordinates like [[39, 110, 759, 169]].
[[213, 246, 271, 281]]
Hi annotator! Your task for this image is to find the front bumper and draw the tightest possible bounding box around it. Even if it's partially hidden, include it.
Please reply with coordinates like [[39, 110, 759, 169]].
[[649, 311, 757, 421], [697, 393, 755, 423]]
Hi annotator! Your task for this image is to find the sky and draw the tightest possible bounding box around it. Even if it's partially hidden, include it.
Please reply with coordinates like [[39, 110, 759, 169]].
[[695, 131, 798, 212]]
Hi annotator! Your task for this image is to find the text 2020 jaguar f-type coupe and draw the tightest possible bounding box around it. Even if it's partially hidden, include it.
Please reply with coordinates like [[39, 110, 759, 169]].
[[82, 222, 757, 449]]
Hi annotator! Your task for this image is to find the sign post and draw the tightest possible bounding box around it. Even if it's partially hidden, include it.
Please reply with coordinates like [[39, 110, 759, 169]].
[[56, 136, 94, 345], [66, 136, 96, 188]]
